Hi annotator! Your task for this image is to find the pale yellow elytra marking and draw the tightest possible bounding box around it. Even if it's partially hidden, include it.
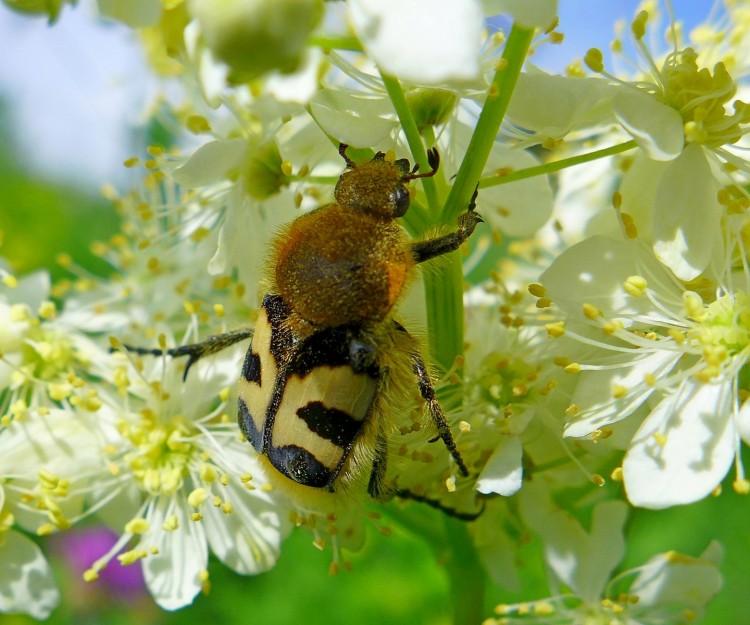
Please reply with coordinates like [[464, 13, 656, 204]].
[[237, 307, 276, 437], [272, 366, 377, 469]]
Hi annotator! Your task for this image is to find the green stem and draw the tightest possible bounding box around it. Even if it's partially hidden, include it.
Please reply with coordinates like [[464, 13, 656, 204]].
[[308, 34, 363, 51], [480, 139, 638, 188], [425, 24, 534, 372], [442, 24, 534, 223]]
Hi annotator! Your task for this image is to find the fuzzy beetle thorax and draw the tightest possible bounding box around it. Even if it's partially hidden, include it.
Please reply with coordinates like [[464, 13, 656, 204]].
[[273, 154, 417, 328]]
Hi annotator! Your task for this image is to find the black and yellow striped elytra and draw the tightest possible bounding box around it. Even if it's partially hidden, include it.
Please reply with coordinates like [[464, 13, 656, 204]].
[[238, 293, 381, 492]]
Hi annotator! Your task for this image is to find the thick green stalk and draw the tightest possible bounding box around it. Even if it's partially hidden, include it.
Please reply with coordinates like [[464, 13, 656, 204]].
[[442, 24, 534, 223], [443, 517, 486, 625], [426, 23, 534, 372]]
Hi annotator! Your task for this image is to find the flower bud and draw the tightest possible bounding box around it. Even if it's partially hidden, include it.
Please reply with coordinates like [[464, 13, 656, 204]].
[[406, 88, 458, 131], [190, 0, 323, 82]]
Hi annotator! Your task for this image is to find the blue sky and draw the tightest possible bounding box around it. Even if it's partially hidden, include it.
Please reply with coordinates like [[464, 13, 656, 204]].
[[0, 1, 715, 190]]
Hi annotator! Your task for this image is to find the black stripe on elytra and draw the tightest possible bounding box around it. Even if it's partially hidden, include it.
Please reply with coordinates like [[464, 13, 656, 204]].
[[237, 398, 263, 452], [267, 443, 334, 489], [297, 401, 363, 448], [287, 325, 380, 379], [241, 350, 261, 384]]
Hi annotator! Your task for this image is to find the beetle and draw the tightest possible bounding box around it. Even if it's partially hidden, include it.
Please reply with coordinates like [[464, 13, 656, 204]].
[[123, 143, 482, 516]]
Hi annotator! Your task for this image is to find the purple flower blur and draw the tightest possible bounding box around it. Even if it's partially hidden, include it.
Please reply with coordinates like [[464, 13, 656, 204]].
[[53, 526, 146, 601]]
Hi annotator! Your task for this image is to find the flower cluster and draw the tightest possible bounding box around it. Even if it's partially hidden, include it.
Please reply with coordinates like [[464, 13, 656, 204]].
[[2, 0, 746, 623]]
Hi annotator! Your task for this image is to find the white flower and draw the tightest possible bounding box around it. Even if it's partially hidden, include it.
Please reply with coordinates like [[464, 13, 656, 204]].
[[0, 527, 59, 620], [0, 409, 104, 619], [540, 235, 749, 508], [81, 356, 290, 609], [507, 7, 750, 281], [484, 483, 723, 624], [347, 0, 484, 85]]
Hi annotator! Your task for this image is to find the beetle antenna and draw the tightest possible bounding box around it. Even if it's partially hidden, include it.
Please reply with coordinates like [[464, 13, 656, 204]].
[[338, 143, 357, 168]]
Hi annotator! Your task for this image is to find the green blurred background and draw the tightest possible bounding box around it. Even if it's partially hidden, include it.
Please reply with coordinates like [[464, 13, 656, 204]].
[[2, 90, 749, 624]]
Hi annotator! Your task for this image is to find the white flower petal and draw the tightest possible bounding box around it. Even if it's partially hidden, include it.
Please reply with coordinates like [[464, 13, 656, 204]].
[[540, 235, 681, 322], [0, 410, 101, 478], [623, 380, 735, 509], [736, 398, 750, 445], [652, 144, 723, 281], [617, 150, 668, 240], [141, 497, 208, 610], [6, 271, 51, 311], [310, 89, 399, 148], [0, 531, 60, 620], [507, 74, 615, 140], [265, 48, 323, 104], [208, 190, 297, 283], [484, 0, 558, 29], [630, 542, 722, 616], [204, 480, 287, 575], [521, 484, 627, 602], [613, 90, 684, 161], [184, 20, 227, 108], [348, 0, 482, 84], [481, 146, 553, 237], [564, 350, 682, 438], [475, 436, 523, 495], [172, 139, 248, 188]]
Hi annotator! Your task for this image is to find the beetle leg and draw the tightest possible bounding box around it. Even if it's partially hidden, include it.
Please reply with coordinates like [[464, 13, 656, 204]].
[[411, 185, 482, 264], [367, 428, 390, 500], [395, 489, 485, 521]]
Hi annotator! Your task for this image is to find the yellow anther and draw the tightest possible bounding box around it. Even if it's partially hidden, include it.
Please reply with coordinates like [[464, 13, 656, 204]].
[[623, 275, 648, 297], [36, 523, 56, 536], [83, 569, 100, 582], [188, 488, 209, 508], [631, 10, 649, 40], [582, 303, 601, 320], [683, 291, 707, 321], [125, 518, 150, 534], [38, 301, 57, 320], [564, 362, 581, 374], [545, 321, 565, 338], [200, 464, 217, 483], [186, 115, 211, 134], [527, 283, 546, 298], [584, 48, 604, 73], [612, 384, 628, 399], [162, 515, 179, 531], [535, 297, 551, 309]]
